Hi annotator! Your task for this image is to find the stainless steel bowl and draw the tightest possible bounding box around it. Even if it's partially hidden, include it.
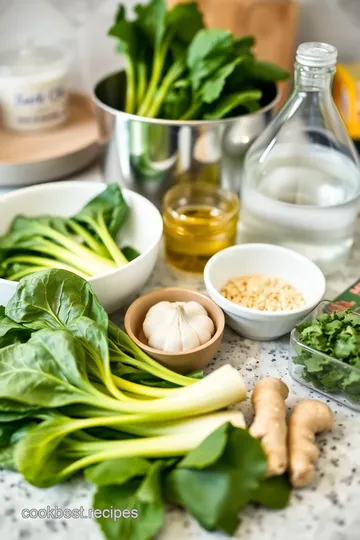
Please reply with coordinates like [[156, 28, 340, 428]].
[[93, 71, 278, 207]]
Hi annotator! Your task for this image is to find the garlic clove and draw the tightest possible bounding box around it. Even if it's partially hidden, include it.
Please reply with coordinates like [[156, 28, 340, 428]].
[[162, 331, 183, 352], [183, 301, 208, 317], [177, 306, 202, 351], [143, 302, 174, 336], [189, 315, 215, 344]]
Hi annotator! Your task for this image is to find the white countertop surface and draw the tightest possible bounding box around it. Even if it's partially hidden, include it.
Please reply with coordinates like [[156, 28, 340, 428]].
[[0, 171, 359, 540]]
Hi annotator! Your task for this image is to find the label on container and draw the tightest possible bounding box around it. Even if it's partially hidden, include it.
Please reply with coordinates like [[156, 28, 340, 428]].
[[0, 74, 68, 132], [332, 278, 360, 313]]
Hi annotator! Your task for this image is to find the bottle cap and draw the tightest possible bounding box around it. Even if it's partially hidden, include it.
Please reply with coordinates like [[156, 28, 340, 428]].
[[296, 42, 338, 68]]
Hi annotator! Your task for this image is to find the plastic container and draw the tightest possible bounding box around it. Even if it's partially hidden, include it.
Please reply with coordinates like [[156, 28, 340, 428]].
[[239, 42, 360, 275], [0, 42, 69, 132], [289, 300, 360, 411]]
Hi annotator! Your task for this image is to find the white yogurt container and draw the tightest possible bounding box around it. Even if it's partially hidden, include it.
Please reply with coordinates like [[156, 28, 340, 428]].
[[0, 43, 69, 132]]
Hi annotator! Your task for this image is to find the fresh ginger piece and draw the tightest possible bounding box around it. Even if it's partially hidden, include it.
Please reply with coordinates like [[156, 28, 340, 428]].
[[288, 399, 334, 488], [249, 377, 289, 477]]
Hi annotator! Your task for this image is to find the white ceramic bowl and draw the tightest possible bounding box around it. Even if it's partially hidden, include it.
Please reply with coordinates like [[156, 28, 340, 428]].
[[0, 181, 163, 312], [204, 244, 326, 340]]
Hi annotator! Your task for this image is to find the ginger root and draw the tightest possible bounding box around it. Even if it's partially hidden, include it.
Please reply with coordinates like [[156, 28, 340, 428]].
[[288, 399, 334, 488], [249, 377, 289, 477]]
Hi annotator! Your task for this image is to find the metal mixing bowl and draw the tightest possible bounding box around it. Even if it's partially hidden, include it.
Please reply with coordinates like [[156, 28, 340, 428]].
[[93, 71, 279, 207]]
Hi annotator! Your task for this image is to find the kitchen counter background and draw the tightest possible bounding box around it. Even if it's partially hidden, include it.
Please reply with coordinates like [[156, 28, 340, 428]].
[[0, 176, 359, 540]]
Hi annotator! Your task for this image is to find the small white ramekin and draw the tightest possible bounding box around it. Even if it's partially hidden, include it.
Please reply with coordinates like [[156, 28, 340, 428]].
[[204, 244, 326, 340]]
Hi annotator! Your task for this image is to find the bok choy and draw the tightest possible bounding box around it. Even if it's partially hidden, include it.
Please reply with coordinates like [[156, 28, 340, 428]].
[[0, 184, 137, 281], [0, 269, 291, 540]]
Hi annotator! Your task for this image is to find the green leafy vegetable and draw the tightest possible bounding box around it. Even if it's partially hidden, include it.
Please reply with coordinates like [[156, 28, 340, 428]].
[[109, 0, 289, 120], [85, 457, 151, 486], [0, 184, 135, 282], [73, 184, 129, 266], [251, 475, 292, 509], [164, 423, 289, 535], [293, 309, 360, 401], [121, 246, 141, 262], [109, 6, 148, 113], [6, 269, 107, 330], [204, 90, 262, 119], [0, 269, 292, 540], [0, 306, 31, 347], [93, 460, 166, 540]]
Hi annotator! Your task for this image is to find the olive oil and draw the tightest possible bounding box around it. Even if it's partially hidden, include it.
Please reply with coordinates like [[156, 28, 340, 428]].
[[163, 185, 239, 273]]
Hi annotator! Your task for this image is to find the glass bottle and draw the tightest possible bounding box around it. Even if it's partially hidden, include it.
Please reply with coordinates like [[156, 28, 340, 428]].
[[238, 42, 360, 275]]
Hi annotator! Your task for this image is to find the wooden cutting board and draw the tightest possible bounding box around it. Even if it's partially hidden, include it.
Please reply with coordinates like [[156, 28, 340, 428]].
[[167, 0, 299, 104]]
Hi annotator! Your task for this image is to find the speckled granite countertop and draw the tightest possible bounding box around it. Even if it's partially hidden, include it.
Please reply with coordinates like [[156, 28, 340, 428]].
[[1, 228, 360, 540]]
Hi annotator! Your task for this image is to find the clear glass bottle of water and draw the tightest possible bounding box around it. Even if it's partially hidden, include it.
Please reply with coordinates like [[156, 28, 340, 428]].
[[239, 42, 360, 275]]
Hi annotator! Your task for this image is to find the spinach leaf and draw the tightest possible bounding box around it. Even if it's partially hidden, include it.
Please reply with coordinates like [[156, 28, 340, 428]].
[[66, 316, 113, 388], [0, 420, 38, 471], [251, 475, 292, 509], [0, 399, 41, 421], [0, 424, 17, 449], [121, 246, 140, 262], [85, 457, 151, 486], [5, 268, 107, 331], [166, 1, 203, 45], [233, 35, 255, 55], [204, 90, 262, 119], [0, 306, 32, 348], [93, 460, 166, 540], [15, 416, 80, 487], [187, 28, 234, 74], [135, 0, 167, 48], [11, 215, 70, 237], [74, 184, 129, 240], [0, 330, 99, 409], [200, 56, 249, 104], [165, 424, 266, 535], [179, 422, 228, 469], [5, 270, 123, 399], [0, 446, 17, 470], [250, 60, 290, 82]]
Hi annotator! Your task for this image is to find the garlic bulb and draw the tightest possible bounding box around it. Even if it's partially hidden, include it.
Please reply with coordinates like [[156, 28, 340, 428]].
[[143, 301, 215, 353]]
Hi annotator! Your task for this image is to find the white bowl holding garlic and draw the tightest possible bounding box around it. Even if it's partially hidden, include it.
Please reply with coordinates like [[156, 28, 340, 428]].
[[204, 244, 326, 340]]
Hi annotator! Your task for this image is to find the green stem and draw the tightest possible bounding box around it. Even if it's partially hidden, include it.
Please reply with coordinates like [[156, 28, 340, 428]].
[[137, 60, 147, 107], [7, 266, 48, 281], [112, 375, 173, 398], [146, 60, 185, 118], [58, 431, 205, 481], [109, 335, 196, 387], [92, 215, 128, 266], [68, 220, 110, 258], [36, 224, 116, 273], [125, 56, 136, 114], [77, 342, 134, 403], [4, 255, 89, 278], [27, 241, 103, 277], [137, 35, 171, 116], [180, 100, 202, 121]]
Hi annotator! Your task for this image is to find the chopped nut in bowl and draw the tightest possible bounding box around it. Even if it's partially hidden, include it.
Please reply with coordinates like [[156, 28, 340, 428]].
[[204, 244, 326, 340], [220, 275, 305, 312]]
